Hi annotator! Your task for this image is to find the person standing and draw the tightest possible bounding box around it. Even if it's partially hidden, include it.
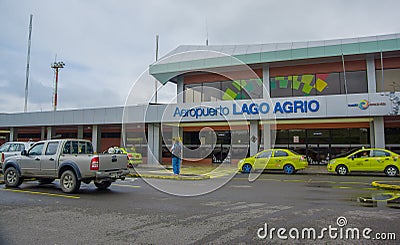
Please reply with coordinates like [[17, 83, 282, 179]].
[[171, 137, 182, 175]]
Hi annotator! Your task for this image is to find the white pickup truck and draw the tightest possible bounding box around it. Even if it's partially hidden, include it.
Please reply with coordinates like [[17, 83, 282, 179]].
[[2, 139, 130, 193]]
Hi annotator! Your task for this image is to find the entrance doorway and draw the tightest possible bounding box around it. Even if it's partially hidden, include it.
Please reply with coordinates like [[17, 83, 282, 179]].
[[275, 128, 370, 165]]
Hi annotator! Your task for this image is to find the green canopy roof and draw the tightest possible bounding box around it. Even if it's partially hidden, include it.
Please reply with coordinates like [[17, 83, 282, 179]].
[[150, 33, 400, 84]]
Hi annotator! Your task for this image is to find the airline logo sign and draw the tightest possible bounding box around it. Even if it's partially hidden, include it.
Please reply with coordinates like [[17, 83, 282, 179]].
[[173, 100, 320, 119]]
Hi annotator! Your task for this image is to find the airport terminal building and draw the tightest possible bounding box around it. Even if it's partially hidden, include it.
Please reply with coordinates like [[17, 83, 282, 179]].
[[1, 33, 400, 165]]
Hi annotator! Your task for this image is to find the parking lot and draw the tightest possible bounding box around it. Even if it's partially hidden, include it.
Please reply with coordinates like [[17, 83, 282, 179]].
[[0, 169, 399, 244]]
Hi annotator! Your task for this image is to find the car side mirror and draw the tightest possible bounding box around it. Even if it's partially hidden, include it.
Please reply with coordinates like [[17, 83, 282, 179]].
[[21, 150, 27, 156], [350, 155, 354, 160]]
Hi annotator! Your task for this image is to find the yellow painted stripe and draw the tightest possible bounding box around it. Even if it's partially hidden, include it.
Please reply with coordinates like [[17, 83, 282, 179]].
[[0, 188, 80, 199], [332, 186, 352, 189], [113, 184, 141, 188]]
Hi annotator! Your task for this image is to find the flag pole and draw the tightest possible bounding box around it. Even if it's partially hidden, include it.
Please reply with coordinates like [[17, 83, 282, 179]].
[[24, 14, 33, 112]]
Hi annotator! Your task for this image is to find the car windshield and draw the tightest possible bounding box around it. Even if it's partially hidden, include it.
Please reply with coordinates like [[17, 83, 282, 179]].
[[333, 148, 360, 159], [0, 143, 9, 152]]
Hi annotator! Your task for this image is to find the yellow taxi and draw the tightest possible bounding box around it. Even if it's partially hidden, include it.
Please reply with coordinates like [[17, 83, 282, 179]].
[[119, 147, 143, 167], [327, 148, 400, 176], [238, 149, 308, 174]]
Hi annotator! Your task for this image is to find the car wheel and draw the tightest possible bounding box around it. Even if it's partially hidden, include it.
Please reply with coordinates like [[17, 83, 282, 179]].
[[384, 166, 398, 177], [4, 167, 23, 187], [283, 164, 295, 175], [336, 165, 348, 176], [128, 163, 133, 168], [242, 163, 252, 173], [60, 170, 81, 193], [94, 181, 112, 190], [38, 178, 55, 184]]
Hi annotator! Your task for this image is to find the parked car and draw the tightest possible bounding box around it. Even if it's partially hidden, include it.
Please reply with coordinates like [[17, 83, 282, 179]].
[[2, 139, 130, 193], [238, 149, 308, 174], [0, 141, 35, 172], [119, 147, 142, 167], [327, 148, 400, 176], [103, 146, 143, 167]]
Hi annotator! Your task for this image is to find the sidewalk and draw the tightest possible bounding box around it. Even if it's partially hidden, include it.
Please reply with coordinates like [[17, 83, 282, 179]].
[[129, 164, 329, 180]]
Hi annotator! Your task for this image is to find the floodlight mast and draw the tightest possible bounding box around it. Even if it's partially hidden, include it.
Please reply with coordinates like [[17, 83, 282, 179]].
[[51, 61, 65, 111]]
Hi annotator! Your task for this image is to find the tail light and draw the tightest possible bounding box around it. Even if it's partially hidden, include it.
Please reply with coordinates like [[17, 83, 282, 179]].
[[90, 156, 99, 170], [127, 154, 133, 159], [300, 155, 306, 161], [1, 153, 4, 163]]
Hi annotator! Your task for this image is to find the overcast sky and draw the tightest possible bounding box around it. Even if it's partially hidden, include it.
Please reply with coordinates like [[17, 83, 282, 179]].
[[1, 0, 400, 113]]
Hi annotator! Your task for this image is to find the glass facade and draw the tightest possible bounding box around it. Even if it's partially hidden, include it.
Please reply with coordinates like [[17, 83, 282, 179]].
[[270, 71, 367, 98], [273, 128, 370, 164], [184, 79, 263, 103], [385, 127, 400, 154], [184, 70, 368, 102], [376, 68, 400, 92]]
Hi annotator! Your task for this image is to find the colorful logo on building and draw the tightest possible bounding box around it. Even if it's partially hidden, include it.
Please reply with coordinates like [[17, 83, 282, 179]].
[[348, 99, 386, 110], [358, 99, 369, 110], [271, 74, 328, 95]]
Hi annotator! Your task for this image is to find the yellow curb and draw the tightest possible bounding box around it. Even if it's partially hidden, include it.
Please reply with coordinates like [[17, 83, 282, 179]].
[[371, 181, 400, 190], [127, 173, 210, 181]]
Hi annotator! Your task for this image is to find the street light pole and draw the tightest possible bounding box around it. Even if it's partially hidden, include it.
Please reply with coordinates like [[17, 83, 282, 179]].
[[51, 61, 65, 111]]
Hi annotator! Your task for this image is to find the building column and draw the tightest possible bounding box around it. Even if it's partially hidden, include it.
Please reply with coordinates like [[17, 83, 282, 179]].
[[262, 64, 270, 98], [373, 117, 385, 148], [249, 121, 259, 156], [262, 65, 272, 150], [147, 123, 162, 165], [77, 126, 84, 139], [366, 54, 377, 93], [40, 127, 46, 140], [9, 128, 16, 141], [46, 127, 52, 140], [92, 125, 101, 153], [369, 121, 375, 148], [177, 76, 184, 104], [263, 123, 272, 150]]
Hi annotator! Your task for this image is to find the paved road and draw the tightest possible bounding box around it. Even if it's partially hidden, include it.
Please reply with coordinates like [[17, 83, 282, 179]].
[[0, 173, 399, 244]]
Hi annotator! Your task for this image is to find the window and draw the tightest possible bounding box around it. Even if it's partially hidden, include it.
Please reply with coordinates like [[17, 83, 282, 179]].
[[317, 73, 341, 95], [184, 84, 202, 103], [8, 144, 20, 152], [184, 78, 263, 102], [270, 70, 367, 98], [16, 144, 25, 152], [372, 150, 390, 157], [341, 71, 367, 94], [257, 150, 272, 158], [376, 68, 400, 92], [385, 128, 400, 144], [202, 82, 221, 102], [78, 141, 93, 154], [63, 141, 71, 154], [274, 150, 289, 157], [63, 141, 92, 154], [29, 143, 44, 156], [354, 150, 371, 158], [0, 143, 10, 152], [45, 142, 59, 155], [270, 76, 292, 97]]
